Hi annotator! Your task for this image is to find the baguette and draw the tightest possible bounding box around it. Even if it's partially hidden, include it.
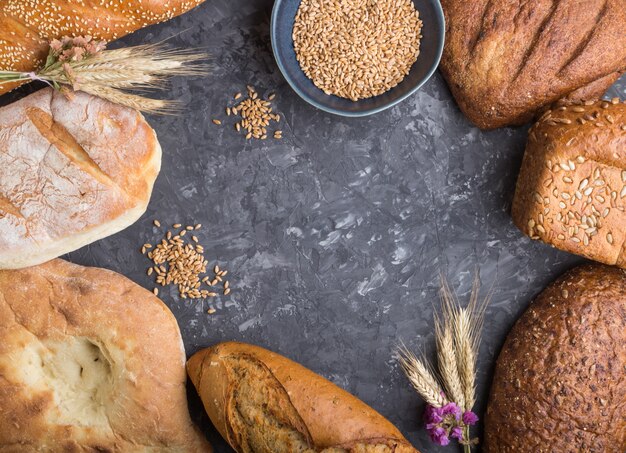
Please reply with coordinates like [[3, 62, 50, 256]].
[[439, 0, 626, 129], [187, 342, 419, 453], [484, 264, 626, 452], [511, 99, 626, 268], [0, 88, 161, 269], [0, 0, 205, 95]]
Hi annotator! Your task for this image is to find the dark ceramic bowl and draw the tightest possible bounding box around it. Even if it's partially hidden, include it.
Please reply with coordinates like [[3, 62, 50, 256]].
[[270, 0, 445, 117]]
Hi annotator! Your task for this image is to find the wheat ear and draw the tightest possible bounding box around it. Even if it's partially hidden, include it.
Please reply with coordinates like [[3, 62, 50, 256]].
[[455, 307, 475, 410], [449, 274, 490, 411], [396, 343, 447, 407], [38, 43, 208, 113], [434, 292, 465, 409], [78, 85, 177, 114]]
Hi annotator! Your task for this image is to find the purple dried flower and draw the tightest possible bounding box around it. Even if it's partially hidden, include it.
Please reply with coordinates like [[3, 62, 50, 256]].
[[424, 403, 478, 450], [441, 402, 462, 421], [462, 410, 479, 425], [429, 426, 450, 446], [424, 405, 444, 425], [450, 426, 464, 440]]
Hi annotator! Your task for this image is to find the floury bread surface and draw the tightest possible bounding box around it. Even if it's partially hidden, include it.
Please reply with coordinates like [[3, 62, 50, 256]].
[[187, 341, 419, 453], [0, 259, 212, 452], [0, 88, 161, 269]]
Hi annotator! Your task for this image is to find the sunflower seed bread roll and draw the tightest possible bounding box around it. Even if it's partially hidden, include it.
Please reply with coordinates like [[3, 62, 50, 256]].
[[187, 341, 419, 453], [0, 259, 212, 452], [0, 87, 161, 269], [0, 0, 205, 95], [511, 99, 626, 267], [484, 264, 626, 452], [439, 0, 626, 129]]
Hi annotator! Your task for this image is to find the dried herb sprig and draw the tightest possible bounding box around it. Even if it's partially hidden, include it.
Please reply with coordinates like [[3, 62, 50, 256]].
[[397, 274, 490, 452], [0, 36, 208, 114]]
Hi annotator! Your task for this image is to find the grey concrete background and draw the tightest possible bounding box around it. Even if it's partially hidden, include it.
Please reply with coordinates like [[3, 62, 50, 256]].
[[3, 1, 624, 451]]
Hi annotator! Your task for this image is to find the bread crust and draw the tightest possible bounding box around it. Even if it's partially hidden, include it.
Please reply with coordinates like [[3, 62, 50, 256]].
[[439, 0, 626, 129], [0, 0, 205, 95], [0, 88, 161, 269], [511, 99, 626, 267], [0, 259, 212, 452], [484, 264, 626, 452], [187, 342, 418, 453]]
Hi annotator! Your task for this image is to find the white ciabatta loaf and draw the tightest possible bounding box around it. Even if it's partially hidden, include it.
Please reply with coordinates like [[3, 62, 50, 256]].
[[0, 88, 161, 269], [0, 259, 212, 452], [512, 99, 626, 268]]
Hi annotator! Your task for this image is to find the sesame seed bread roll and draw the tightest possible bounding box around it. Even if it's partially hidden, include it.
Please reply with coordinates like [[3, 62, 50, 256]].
[[0, 0, 205, 95], [0, 258, 212, 452], [187, 341, 419, 453], [0, 87, 161, 269], [511, 99, 626, 268], [484, 264, 626, 452]]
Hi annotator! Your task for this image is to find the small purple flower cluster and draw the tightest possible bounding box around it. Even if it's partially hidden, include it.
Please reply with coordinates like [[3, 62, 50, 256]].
[[424, 402, 478, 446]]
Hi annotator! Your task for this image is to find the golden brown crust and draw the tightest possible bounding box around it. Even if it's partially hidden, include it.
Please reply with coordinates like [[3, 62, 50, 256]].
[[511, 99, 626, 267], [439, 0, 626, 129], [222, 353, 315, 452], [187, 342, 418, 453], [0, 0, 205, 95], [484, 264, 626, 452], [0, 88, 161, 269], [0, 258, 212, 452]]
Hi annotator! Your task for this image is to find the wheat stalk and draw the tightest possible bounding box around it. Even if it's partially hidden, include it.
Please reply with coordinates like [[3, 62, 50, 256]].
[[77, 85, 176, 114], [0, 39, 208, 114], [434, 304, 465, 409], [398, 275, 489, 451], [444, 274, 490, 411], [46, 68, 155, 88], [455, 308, 475, 410], [48, 46, 206, 113], [396, 343, 447, 408]]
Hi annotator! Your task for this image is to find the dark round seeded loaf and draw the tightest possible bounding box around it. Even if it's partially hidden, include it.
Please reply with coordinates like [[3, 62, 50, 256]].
[[484, 264, 626, 452]]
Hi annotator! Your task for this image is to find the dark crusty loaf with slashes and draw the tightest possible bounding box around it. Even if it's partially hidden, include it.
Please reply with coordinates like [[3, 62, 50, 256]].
[[484, 264, 626, 452], [439, 0, 626, 129], [511, 99, 626, 268], [187, 342, 419, 453]]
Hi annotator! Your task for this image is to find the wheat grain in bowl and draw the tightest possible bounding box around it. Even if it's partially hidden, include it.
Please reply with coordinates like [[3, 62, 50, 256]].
[[293, 0, 423, 101]]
